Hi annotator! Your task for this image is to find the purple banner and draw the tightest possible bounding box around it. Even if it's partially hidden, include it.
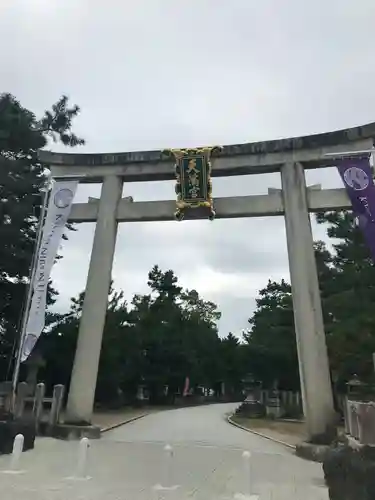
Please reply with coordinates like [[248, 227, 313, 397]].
[[337, 157, 375, 262]]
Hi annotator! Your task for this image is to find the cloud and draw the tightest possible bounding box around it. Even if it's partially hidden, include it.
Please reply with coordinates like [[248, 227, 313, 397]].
[[2, 0, 375, 335]]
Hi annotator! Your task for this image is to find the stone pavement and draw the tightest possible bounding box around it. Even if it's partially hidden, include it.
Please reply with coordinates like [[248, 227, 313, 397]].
[[0, 403, 329, 499]]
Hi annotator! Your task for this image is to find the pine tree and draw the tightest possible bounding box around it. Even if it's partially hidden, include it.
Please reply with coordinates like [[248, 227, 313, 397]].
[[0, 93, 84, 376], [316, 211, 375, 386]]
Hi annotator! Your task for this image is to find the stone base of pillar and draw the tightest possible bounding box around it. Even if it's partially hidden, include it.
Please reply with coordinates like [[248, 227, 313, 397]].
[[296, 441, 331, 463], [49, 423, 101, 441]]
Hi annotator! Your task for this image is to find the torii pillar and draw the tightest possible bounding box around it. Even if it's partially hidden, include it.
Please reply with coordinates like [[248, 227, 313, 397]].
[[281, 162, 335, 439], [65, 175, 123, 423]]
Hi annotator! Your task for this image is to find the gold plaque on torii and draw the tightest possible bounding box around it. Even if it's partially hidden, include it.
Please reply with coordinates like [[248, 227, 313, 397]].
[[163, 146, 222, 221]]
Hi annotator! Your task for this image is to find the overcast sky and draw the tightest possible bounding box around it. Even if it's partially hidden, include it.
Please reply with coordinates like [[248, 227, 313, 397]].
[[2, 0, 375, 335]]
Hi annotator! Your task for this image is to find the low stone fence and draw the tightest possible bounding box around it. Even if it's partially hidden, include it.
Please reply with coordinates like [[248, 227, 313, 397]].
[[343, 397, 375, 445], [3, 384, 244, 430], [236, 389, 303, 419], [259, 390, 302, 414], [324, 397, 375, 499], [0, 381, 65, 436]]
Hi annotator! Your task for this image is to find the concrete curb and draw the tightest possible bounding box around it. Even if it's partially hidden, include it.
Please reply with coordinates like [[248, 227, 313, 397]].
[[227, 414, 297, 451], [100, 413, 149, 433]]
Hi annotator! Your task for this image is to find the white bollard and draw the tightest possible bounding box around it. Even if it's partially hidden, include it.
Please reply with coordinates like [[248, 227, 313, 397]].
[[153, 443, 180, 492], [10, 434, 24, 471], [234, 451, 259, 500], [1, 434, 25, 474], [66, 437, 91, 481], [75, 437, 90, 479], [163, 444, 173, 487]]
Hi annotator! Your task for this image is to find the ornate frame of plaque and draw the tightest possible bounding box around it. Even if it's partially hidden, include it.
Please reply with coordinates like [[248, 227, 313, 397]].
[[163, 146, 222, 221]]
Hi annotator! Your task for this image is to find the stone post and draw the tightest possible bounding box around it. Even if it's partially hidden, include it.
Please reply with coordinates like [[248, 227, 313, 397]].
[[221, 382, 225, 397], [66, 175, 123, 423], [33, 382, 45, 434], [15, 381, 29, 419], [49, 384, 65, 427], [281, 162, 335, 439], [137, 385, 145, 401], [25, 350, 45, 395]]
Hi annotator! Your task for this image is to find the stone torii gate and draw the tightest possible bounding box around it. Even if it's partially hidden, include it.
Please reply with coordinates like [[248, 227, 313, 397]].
[[39, 123, 375, 440]]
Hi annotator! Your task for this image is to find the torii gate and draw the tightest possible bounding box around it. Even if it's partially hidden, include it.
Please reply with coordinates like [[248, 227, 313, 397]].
[[39, 122, 375, 440]]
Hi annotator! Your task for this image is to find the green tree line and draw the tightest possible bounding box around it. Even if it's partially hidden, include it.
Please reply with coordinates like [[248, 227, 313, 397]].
[[39, 265, 247, 404]]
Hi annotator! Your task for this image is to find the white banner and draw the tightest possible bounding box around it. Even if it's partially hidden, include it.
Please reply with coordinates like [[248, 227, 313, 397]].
[[21, 180, 78, 362]]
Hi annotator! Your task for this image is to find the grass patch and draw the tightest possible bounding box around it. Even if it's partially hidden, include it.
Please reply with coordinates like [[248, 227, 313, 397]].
[[231, 415, 306, 446]]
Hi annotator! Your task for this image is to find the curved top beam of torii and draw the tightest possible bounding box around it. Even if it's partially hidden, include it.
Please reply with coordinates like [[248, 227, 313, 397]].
[[38, 122, 375, 183]]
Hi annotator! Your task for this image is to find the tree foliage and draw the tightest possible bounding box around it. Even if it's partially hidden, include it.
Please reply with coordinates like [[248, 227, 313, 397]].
[[244, 279, 298, 390], [317, 211, 375, 386], [40, 266, 248, 405], [245, 211, 375, 391], [0, 93, 84, 377]]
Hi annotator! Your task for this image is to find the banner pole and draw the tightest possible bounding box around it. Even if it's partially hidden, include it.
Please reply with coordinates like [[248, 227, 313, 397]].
[[324, 148, 375, 178], [11, 179, 52, 407]]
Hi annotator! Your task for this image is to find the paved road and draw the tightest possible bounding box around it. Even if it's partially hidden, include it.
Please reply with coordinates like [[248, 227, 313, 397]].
[[0, 403, 328, 499]]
